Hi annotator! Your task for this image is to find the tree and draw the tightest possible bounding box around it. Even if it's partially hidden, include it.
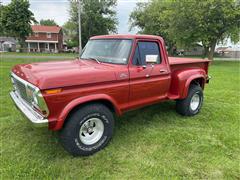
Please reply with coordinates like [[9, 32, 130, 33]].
[[0, 0, 36, 48], [63, 21, 78, 48], [39, 19, 58, 26], [0, 2, 5, 35], [64, 0, 117, 47], [130, 1, 177, 55], [130, 0, 240, 60]]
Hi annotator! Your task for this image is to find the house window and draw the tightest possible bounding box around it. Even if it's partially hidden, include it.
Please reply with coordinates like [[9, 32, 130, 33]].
[[34, 33, 39, 37], [47, 33, 51, 38]]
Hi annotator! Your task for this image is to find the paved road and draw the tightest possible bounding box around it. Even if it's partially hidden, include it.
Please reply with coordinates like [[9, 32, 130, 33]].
[[1, 55, 76, 59], [213, 57, 239, 61]]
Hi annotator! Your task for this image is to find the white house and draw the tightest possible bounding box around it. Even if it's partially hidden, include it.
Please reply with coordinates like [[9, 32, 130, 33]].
[[0, 37, 16, 52]]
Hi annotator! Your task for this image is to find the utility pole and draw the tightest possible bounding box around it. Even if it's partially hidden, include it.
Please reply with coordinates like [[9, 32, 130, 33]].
[[78, 0, 82, 56]]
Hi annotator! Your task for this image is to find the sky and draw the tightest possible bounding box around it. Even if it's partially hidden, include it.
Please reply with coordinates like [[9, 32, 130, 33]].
[[2, 0, 145, 34], [2, 0, 239, 48]]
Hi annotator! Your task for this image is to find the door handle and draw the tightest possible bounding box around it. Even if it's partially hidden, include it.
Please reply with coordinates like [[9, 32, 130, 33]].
[[160, 69, 167, 73], [142, 65, 147, 69], [137, 65, 147, 72]]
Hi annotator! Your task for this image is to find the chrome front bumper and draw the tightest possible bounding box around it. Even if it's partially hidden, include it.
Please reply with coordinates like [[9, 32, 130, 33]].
[[10, 91, 48, 127]]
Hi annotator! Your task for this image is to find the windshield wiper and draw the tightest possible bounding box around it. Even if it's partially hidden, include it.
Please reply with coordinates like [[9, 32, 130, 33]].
[[87, 57, 101, 64]]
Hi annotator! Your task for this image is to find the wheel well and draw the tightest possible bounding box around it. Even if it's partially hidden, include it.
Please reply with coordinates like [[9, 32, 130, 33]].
[[191, 78, 204, 88], [183, 77, 205, 98], [63, 99, 116, 127]]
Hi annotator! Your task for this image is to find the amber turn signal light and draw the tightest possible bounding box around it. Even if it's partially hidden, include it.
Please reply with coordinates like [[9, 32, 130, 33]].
[[45, 88, 62, 94]]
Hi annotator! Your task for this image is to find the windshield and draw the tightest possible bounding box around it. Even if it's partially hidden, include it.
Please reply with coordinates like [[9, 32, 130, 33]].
[[80, 39, 132, 64]]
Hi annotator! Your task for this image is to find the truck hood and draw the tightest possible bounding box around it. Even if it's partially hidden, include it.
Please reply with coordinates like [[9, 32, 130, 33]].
[[12, 59, 127, 89]]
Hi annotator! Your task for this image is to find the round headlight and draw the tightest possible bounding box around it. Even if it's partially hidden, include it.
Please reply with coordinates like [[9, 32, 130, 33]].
[[32, 92, 38, 105], [26, 85, 38, 106], [26, 84, 49, 117]]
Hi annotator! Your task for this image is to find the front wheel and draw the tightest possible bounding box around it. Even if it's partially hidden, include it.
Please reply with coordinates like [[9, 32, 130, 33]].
[[59, 103, 114, 156], [176, 84, 203, 116]]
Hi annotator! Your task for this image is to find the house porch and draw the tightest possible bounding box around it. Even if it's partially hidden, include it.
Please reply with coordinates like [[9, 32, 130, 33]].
[[27, 42, 59, 53]]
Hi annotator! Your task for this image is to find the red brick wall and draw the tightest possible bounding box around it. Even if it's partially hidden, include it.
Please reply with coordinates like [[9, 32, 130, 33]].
[[26, 30, 64, 51], [27, 32, 58, 42]]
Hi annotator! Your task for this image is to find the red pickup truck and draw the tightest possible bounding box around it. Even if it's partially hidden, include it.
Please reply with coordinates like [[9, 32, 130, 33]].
[[10, 35, 211, 156]]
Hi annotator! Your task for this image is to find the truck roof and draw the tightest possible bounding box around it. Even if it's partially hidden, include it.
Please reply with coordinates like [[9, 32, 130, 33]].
[[90, 34, 163, 40]]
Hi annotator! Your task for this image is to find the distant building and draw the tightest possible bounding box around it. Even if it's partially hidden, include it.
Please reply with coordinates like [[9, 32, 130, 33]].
[[26, 25, 63, 53], [216, 47, 240, 58], [0, 37, 16, 52], [183, 44, 204, 56]]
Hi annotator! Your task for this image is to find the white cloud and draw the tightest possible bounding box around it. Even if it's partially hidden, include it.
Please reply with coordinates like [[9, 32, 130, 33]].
[[1, 0, 144, 33], [1, 0, 70, 26], [30, 1, 69, 26], [116, 0, 139, 34]]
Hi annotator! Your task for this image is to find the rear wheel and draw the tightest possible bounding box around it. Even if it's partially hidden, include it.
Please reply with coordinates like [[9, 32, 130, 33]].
[[176, 84, 203, 116], [59, 103, 114, 156]]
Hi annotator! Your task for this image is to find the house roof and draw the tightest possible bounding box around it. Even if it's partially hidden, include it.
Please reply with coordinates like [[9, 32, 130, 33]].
[[216, 47, 228, 51], [224, 47, 240, 52], [0, 37, 16, 43], [31, 25, 62, 33], [3, 41, 15, 45], [216, 46, 240, 52]]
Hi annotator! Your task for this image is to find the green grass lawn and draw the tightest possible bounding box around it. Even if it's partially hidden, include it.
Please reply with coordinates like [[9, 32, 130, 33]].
[[0, 56, 239, 179]]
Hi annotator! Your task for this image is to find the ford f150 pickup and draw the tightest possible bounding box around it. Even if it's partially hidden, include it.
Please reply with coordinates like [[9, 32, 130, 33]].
[[10, 35, 211, 156]]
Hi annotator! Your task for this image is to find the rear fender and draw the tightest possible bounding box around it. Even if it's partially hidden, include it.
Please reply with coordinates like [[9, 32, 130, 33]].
[[170, 68, 206, 99], [52, 94, 121, 130]]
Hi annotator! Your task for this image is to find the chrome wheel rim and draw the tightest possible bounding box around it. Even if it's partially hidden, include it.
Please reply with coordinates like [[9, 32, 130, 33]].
[[79, 118, 104, 145], [190, 93, 200, 111]]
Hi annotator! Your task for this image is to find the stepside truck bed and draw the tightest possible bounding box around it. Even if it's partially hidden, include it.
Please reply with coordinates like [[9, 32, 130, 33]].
[[169, 57, 211, 73]]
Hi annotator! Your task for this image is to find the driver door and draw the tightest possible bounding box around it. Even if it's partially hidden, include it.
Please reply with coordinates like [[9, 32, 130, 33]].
[[128, 40, 170, 107]]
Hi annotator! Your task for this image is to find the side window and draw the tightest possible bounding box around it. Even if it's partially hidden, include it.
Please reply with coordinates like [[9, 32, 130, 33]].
[[132, 45, 144, 65], [138, 41, 161, 65]]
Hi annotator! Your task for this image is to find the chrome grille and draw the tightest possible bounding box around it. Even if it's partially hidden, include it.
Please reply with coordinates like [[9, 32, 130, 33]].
[[12, 76, 32, 104]]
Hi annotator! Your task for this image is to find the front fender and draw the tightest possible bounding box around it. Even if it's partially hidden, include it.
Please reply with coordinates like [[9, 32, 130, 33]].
[[170, 68, 206, 99], [52, 94, 121, 130]]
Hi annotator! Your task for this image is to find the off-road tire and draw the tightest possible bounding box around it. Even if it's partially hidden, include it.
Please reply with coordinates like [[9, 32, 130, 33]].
[[59, 103, 114, 156], [176, 84, 203, 116]]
